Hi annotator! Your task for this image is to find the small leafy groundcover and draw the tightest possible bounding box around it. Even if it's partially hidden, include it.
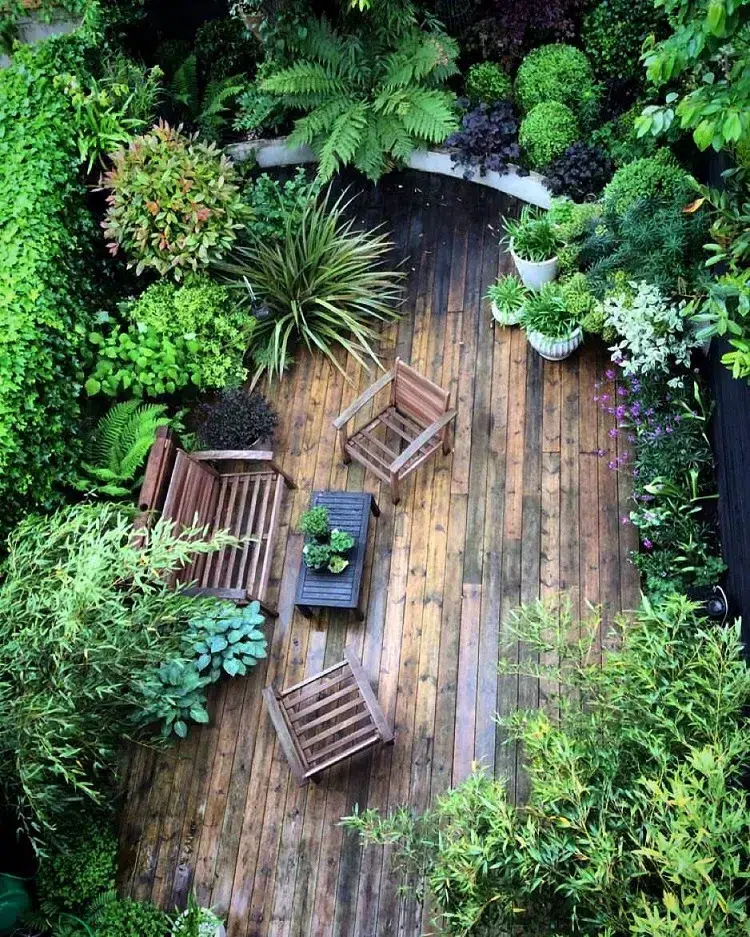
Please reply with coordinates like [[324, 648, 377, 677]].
[[136, 600, 268, 739]]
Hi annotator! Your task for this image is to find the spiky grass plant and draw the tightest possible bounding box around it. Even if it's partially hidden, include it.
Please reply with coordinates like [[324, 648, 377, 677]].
[[74, 400, 170, 497], [217, 189, 404, 383]]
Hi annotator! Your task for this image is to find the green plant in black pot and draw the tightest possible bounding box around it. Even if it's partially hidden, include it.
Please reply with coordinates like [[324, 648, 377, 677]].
[[299, 506, 355, 574]]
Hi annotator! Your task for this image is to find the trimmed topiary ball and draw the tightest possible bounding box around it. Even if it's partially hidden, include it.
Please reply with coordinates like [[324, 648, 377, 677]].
[[465, 62, 513, 104], [514, 44, 598, 122], [602, 151, 693, 215], [519, 101, 579, 170], [544, 142, 614, 201]]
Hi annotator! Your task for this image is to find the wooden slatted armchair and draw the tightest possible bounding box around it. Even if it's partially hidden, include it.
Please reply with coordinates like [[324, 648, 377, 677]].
[[137, 427, 295, 615], [332, 358, 457, 504], [263, 647, 393, 785]]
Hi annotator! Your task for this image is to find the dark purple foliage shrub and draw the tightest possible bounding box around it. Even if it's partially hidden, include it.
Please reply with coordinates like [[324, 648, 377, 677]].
[[544, 142, 614, 201], [446, 101, 522, 179], [463, 0, 588, 68], [196, 389, 278, 449]]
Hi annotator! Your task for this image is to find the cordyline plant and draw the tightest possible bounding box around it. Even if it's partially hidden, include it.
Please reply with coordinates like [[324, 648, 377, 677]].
[[100, 121, 247, 279], [216, 189, 404, 383], [344, 595, 750, 937], [0, 502, 236, 847]]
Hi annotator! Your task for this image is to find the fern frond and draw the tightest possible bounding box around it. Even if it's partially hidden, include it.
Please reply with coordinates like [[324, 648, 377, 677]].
[[380, 33, 439, 90], [171, 53, 200, 117], [374, 113, 415, 162], [262, 62, 345, 100], [81, 402, 169, 497], [317, 103, 369, 180], [398, 88, 458, 143], [354, 120, 390, 181], [287, 96, 358, 147]]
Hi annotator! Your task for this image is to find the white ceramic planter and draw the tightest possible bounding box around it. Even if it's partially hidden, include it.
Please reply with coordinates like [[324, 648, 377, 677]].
[[491, 300, 523, 327], [510, 246, 558, 291], [526, 327, 583, 361]]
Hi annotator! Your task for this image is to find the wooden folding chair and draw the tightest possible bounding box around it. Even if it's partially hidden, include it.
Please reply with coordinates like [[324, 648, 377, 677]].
[[332, 358, 457, 503], [263, 647, 394, 785]]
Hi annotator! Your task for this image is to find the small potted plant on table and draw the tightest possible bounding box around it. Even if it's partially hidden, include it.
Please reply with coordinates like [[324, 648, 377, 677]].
[[503, 205, 559, 290], [521, 282, 582, 360], [299, 506, 355, 574], [487, 274, 528, 326]]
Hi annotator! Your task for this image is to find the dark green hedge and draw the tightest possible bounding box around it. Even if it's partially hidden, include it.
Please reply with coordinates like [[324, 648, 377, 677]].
[[0, 35, 97, 535]]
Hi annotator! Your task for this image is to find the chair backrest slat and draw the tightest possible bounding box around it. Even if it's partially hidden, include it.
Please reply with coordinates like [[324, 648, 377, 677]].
[[394, 358, 449, 427]]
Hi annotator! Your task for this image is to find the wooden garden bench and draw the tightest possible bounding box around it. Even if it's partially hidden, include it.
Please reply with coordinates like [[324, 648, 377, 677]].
[[263, 647, 393, 785], [137, 427, 295, 615], [332, 358, 457, 503]]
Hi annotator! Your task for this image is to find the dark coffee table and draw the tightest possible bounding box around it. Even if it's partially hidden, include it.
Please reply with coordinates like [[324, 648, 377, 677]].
[[295, 491, 379, 619]]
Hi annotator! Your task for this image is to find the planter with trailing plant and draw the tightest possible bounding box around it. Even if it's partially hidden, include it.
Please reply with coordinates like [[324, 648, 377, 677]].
[[487, 274, 528, 326], [503, 205, 559, 290], [521, 283, 582, 360], [299, 505, 355, 575]]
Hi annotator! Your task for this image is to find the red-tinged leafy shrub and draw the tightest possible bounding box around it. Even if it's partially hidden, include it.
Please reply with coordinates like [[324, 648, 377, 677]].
[[544, 142, 614, 201], [446, 101, 521, 178], [100, 121, 248, 280]]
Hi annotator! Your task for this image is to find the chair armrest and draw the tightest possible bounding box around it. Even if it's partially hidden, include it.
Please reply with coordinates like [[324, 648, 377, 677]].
[[390, 409, 457, 474], [191, 449, 275, 461], [332, 368, 394, 430], [190, 450, 296, 489]]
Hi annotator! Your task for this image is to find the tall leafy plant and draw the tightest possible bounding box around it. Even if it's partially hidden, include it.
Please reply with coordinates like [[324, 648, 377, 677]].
[[0, 502, 234, 844], [217, 189, 404, 382], [636, 0, 750, 153], [344, 596, 750, 937], [260, 16, 459, 180]]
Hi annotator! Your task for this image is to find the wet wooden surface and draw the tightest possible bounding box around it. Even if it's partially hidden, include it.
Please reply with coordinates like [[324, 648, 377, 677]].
[[120, 170, 640, 937]]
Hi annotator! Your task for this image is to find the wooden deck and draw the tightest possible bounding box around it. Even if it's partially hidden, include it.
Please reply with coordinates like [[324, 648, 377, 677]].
[[120, 171, 640, 937]]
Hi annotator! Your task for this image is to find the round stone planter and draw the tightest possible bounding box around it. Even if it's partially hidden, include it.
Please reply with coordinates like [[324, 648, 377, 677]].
[[510, 245, 558, 291], [491, 300, 523, 327], [526, 327, 583, 361]]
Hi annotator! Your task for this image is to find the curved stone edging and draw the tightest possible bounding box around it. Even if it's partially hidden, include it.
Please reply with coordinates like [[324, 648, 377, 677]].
[[226, 137, 552, 209]]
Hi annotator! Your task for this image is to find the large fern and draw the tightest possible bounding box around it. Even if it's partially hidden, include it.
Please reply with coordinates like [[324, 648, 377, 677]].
[[74, 401, 170, 498], [261, 16, 459, 181]]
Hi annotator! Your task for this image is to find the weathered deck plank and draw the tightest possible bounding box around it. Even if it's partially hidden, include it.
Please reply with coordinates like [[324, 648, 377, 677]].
[[121, 171, 637, 937]]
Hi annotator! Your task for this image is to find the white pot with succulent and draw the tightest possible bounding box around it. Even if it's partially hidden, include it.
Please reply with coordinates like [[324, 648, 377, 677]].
[[487, 274, 528, 326], [171, 895, 226, 937], [521, 283, 582, 361], [502, 205, 559, 290]]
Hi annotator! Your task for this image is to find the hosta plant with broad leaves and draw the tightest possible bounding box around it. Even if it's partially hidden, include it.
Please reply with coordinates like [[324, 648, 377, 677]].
[[260, 16, 459, 181], [217, 189, 404, 383], [100, 121, 247, 279], [187, 600, 268, 682], [134, 659, 212, 739], [74, 400, 170, 497]]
